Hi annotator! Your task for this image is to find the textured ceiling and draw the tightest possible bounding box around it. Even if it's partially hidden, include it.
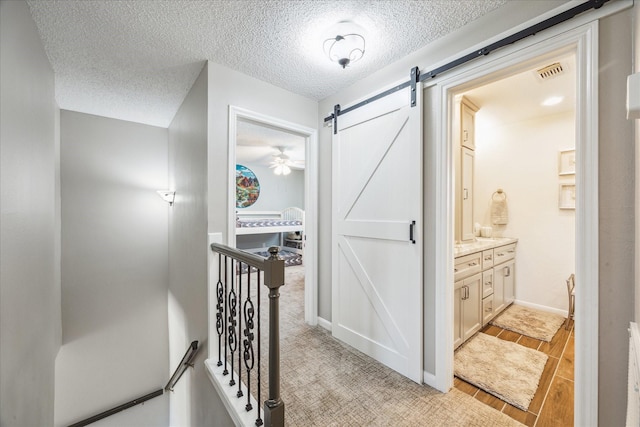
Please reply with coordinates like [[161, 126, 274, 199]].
[[26, 0, 507, 128]]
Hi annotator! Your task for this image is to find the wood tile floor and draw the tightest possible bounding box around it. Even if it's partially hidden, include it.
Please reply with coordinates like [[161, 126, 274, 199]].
[[454, 319, 574, 426]]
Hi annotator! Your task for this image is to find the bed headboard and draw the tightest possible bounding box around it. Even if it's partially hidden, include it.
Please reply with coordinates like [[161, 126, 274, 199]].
[[281, 207, 304, 222]]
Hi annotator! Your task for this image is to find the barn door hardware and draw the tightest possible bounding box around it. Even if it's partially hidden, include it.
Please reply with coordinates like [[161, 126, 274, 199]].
[[324, 0, 610, 134]]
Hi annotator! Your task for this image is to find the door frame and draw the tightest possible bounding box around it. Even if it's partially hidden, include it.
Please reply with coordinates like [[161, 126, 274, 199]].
[[227, 106, 319, 325], [426, 22, 599, 424]]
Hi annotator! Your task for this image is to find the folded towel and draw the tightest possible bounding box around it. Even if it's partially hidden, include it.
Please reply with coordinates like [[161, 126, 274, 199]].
[[491, 190, 508, 225]]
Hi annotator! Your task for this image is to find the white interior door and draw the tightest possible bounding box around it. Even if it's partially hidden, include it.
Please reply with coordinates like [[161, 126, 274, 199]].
[[331, 88, 423, 383]]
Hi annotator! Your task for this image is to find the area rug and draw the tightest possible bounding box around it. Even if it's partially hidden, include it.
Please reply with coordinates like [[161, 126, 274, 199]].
[[454, 332, 548, 411], [490, 304, 565, 342]]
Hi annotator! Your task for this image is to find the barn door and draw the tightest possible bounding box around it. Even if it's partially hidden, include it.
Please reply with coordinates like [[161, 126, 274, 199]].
[[331, 88, 423, 383]]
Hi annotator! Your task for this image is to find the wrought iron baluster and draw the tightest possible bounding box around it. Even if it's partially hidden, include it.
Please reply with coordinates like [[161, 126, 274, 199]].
[[223, 255, 229, 376], [243, 268, 255, 412], [237, 264, 244, 398], [216, 253, 224, 367], [228, 260, 237, 386], [256, 269, 263, 426]]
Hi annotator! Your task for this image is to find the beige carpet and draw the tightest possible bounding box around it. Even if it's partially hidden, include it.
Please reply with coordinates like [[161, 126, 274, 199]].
[[490, 304, 565, 342], [454, 333, 548, 411], [231, 266, 524, 426]]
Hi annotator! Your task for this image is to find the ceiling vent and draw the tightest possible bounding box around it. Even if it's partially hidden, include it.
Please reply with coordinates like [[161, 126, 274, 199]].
[[536, 62, 564, 80]]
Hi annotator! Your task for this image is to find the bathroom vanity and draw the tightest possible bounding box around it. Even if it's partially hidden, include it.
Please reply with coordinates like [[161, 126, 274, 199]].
[[454, 237, 517, 348]]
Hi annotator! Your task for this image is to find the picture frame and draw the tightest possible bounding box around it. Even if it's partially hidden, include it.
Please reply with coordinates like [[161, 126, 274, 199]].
[[559, 183, 576, 210], [558, 149, 576, 176]]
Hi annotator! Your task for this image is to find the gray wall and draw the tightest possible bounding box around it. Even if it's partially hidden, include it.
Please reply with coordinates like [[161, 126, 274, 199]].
[[56, 111, 169, 426], [0, 1, 61, 425], [168, 63, 233, 427], [634, 0, 640, 328], [598, 8, 635, 426]]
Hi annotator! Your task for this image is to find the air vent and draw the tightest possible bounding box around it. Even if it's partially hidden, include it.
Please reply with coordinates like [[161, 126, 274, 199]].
[[536, 62, 564, 80]]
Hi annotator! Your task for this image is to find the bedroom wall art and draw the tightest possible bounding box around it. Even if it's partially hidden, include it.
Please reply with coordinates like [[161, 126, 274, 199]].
[[236, 164, 260, 208]]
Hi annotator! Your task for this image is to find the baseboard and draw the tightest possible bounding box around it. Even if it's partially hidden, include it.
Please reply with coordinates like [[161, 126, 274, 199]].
[[513, 299, 567, 317], [317, 316, 331, 331]]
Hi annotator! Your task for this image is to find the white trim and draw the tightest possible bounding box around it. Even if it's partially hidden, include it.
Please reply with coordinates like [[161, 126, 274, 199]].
[[208, 232, 223, 358], [512, 300, 568, 317], [227, 106, 319, 326], [422, 370, 438, 388], [317, 316, 332, 332], [574, 21, 599, 427], [428, 21, 600, 421], [205, 359, 259, 427]]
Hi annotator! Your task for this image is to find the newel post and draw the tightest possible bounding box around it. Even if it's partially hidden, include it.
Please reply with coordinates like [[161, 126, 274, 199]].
[[263, 246, 285, 427]]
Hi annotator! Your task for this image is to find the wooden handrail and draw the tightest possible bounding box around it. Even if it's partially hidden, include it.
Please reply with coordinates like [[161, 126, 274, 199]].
[[165, 340, 199, 392], [67, 389, 163, 427]]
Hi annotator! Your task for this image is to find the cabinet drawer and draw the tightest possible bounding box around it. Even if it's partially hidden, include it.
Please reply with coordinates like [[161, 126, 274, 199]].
[[482, 270, 494, 298], [482, 295, 494, 325], [494, 243, 516, 265], [482, 249, 494, 270], [454, 252, 482, 282]]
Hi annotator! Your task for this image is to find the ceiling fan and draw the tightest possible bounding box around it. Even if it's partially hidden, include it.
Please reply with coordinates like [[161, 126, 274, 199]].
[[269, 147, 304, 175]]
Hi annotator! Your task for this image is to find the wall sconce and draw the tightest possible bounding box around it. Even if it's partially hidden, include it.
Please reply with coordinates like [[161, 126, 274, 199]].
[[323, 32, 365, 69], [156, 190, 175, 206]]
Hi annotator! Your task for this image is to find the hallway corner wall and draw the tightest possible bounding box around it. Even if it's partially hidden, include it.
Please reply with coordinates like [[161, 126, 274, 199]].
[[0, 1, 61, 425], [168, 62, 233, 427], [56, 111, 169, 427]]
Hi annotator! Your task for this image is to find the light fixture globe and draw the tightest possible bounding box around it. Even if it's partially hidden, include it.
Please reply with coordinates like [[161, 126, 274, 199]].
[[323, 32, 365, 69]]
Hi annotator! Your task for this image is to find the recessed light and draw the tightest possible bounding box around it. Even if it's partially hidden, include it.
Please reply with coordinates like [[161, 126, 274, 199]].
[[542, 96, 564, 106]]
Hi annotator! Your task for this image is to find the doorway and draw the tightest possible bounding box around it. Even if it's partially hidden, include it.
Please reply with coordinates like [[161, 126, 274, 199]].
[[228, 106, 318, 325], [451, 52, 577, 423], [425, 22, 598, 423]]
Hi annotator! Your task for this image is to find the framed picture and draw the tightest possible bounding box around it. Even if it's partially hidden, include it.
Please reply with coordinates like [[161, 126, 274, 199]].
[[236, 164, 260, 208], [558, 149, 576, 176], [559, 183, 576, 209]]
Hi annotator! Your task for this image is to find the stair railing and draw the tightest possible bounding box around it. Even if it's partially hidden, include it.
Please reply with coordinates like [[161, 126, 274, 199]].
[[67, 341, 198, 427], [209, 243, 285, 427]]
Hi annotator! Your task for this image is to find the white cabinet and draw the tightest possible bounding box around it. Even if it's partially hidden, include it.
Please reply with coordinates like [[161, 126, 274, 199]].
[[492, 244, 516, 315], [460, 97, 478, 150], [455, 96, 478, 243], [454, 273, 482, 349], [454, 239, 517, 346], [460, 147, 475, 242]]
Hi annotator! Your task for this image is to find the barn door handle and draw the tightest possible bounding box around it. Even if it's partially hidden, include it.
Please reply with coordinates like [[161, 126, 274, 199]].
[[409, 221, 416, 244]]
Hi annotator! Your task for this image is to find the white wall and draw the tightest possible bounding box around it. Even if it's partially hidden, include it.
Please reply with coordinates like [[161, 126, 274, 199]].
[[236, 163, 304, 212], [473, 111, 575, 312], [55, 111, 169, 426], [168, 63, 234, 427], [0, 1, 61, 425]]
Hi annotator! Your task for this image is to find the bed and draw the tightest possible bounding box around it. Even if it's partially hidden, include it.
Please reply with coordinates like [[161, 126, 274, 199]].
[[236, 207, 304, 256]]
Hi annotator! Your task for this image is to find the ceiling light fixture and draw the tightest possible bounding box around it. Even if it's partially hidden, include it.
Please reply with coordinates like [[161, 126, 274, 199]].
[[542, 96, 564, 106], [273, 164, 291, 176], [323, 30, 365, 69]]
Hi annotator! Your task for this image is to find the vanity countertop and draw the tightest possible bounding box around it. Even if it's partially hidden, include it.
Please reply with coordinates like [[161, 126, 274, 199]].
[[454, 237, 518, 258]]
